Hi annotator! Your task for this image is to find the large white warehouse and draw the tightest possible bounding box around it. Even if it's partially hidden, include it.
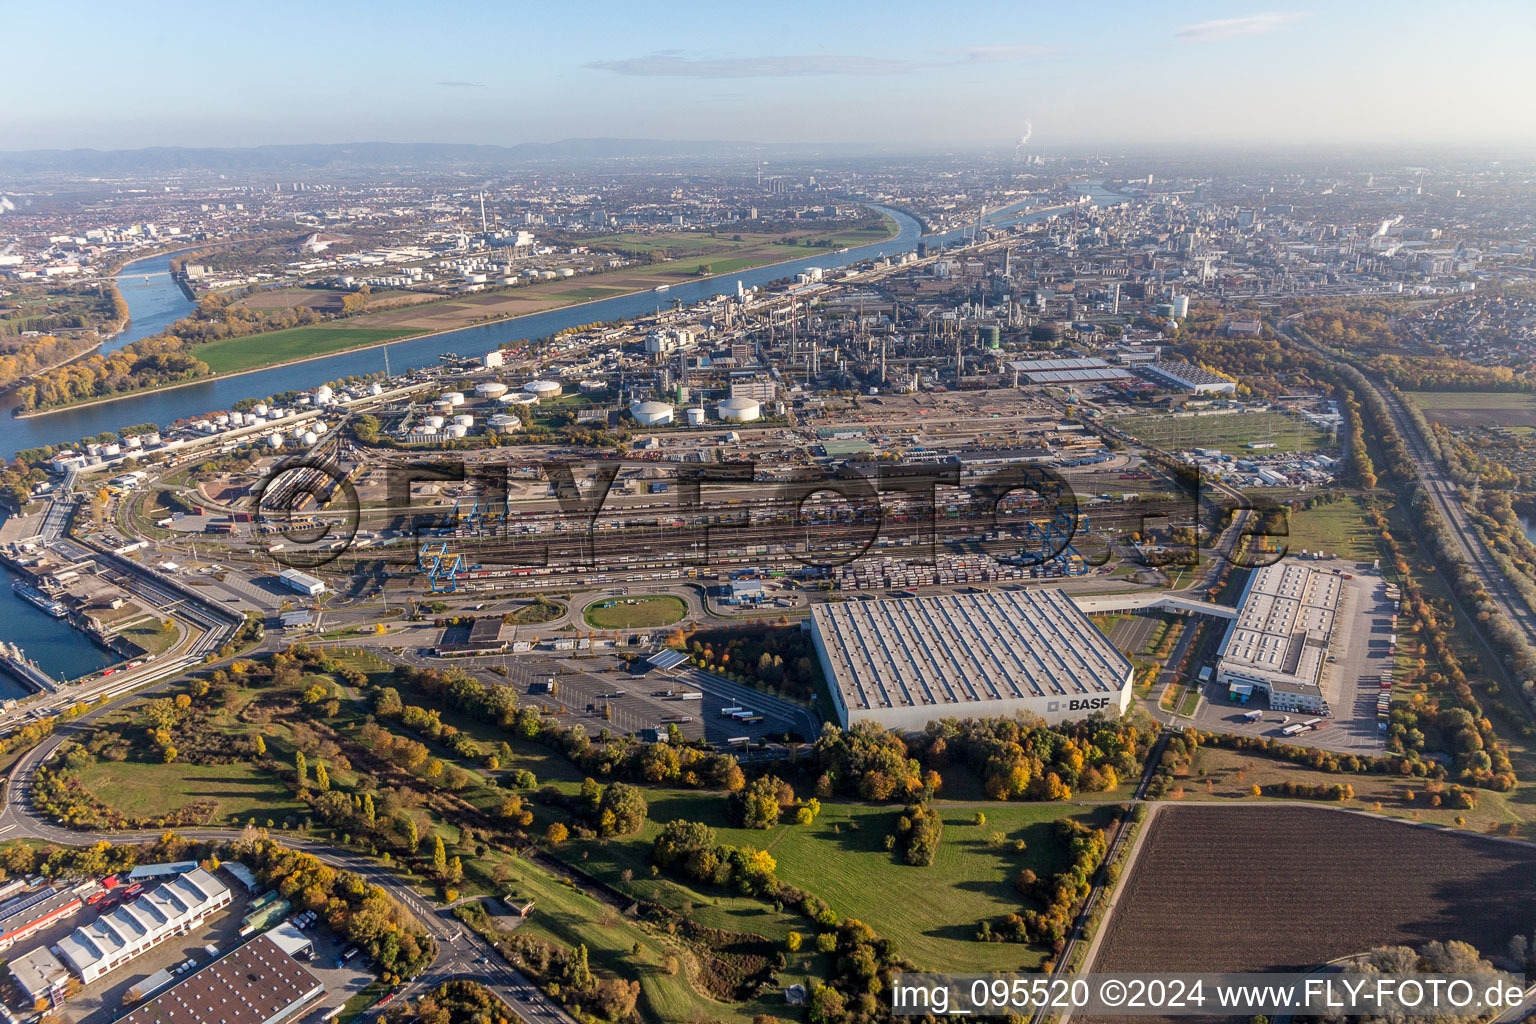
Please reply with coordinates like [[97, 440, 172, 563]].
[[810, 589, 1133, 731], [630, 400, 674, 426], [1215, 559, 1340, 713]]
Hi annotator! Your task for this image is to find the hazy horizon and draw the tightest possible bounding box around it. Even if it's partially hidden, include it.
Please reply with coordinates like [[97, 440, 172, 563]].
[[11, 0, 1536, 153]]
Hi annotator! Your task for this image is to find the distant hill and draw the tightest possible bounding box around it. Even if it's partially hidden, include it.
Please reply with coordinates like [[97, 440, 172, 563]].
[[0, 139, 890, 177]]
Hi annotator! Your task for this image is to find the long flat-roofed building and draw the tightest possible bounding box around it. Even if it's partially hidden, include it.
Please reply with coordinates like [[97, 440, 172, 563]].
[[54, 867, 231, 985], [118, 933, 323, 1024], [810, 589, 1133, 731], [1215, 560, 1341, 713]]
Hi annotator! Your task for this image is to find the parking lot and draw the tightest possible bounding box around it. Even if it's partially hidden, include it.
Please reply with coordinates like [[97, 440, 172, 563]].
[[1181, 562, 1392, 755]]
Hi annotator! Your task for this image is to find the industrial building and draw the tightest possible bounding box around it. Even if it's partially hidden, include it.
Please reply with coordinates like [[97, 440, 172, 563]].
[[1215, 560, 1341, 713], [0, 885, 89, 951], [10, 945, 70, 1006], [1137, 360, 1237, 394], [276, 569, 325, 597], [54, 867, 232, 985], [809, 589, 1133, 731], [117, 933, 324, 1024], [1008, 357, 1135, 386]]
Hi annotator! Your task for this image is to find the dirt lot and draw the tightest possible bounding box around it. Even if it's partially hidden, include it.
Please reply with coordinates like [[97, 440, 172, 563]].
[[1092, 805, 1536, 976]]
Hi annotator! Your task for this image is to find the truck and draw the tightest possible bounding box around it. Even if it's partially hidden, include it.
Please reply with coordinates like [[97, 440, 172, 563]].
[[1241, 710, 1263, 723], [678, 691, 704, 701], [1302, 717, 1322, 728], [720, 706, 744, 717], [1281, 723, 1309, 736]]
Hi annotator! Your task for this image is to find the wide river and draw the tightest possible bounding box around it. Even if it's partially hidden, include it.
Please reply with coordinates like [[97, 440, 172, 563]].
[[0, 183, 1124, 460]]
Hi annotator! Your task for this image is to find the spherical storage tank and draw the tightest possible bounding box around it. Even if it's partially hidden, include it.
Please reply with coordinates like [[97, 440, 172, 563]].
[[686, 407, 706, 426], [630, 400, 674, 426], [489, 413, 522, 431], [440, 391, 466, 407], [525, 379, 562, 399], [716, 397, 761, 423], [474, 381, 508, 399], [266, 433, 284, 449], [314, 385, 334, 404], [302, 431, 319, 445]]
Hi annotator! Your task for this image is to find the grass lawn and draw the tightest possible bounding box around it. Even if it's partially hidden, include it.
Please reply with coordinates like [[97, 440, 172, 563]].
[[485, 854, 785, 1024], [194, 325, 426, 374], [1185, 746, 1530, 834], [1407, 391, 1536, 428], [1109, 411, 1334, 453], [117, 620, 181, 655], [509, 600, 564, 625], [1270, 497, 1378, 561], [583, 595, 688, 629], [567, 789, 1110, 973], [73, 759, 304, 824]]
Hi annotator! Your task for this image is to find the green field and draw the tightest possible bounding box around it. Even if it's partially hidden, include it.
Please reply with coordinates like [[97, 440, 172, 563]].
[[583, 595, 688, 629], [194, 325, 426, 374], [1407, 391, 1536, 428], [1109, 411, 1334, 453], [1277, 497, 1379, 561], [568, 789, 1112, 973], [73, 759, 304, 823]]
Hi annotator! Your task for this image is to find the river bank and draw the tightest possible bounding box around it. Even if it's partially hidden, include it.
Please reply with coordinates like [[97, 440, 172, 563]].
[[16, 219, 901, 420]]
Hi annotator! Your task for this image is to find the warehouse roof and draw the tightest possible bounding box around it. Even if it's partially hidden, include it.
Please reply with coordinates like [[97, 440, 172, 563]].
[[810, 589, 1131, 714], [1217, 560, 1340, 692], [118, 933, 323, 1024]]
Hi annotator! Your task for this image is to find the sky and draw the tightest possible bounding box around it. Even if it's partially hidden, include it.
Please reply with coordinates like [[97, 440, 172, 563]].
[[8, 0, 1536, 152]]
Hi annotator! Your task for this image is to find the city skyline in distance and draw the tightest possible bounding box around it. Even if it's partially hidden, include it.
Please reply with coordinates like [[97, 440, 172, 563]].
[[9, 0, 1536, 153]]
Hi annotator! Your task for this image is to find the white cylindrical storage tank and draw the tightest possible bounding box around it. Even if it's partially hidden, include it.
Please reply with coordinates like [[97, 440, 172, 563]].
[[102, 443, 121, 456], [686, 407, 706, 426], [425, 415, 446, 429], [630, 401, 674, 426], [302, 431, 319, 445], [214, 414, 230, 427], [369, 382, 384, 396], [578, 379, 606, 393], [453, 414, 474, 428], [489, 413, 522, 431], [446, 423, 469, 438], [475, 381, 508, 399], [123, 435, 143, 449], [253, 402, 269, 416], [717, 397, 762, 422], [315, 385, 334, 404], [525, 379, 562, 399], [509, 393, 540, 407], [266, 432, 284, 449], [440, 391, 465, 407], [86, 443, 103, 456], [269, 408, 287, 420], [143, 432, 161, 446], [229, 411, 246, 426]]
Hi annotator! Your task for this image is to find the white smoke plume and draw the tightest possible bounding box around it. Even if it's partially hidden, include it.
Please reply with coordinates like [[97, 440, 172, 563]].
[[1014, 122, 1033, 159]]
